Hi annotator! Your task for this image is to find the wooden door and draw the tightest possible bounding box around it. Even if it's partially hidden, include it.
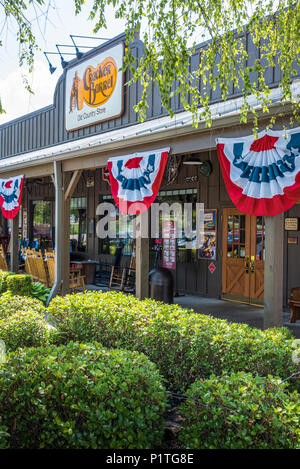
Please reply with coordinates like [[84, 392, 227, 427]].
[[222, 208, 264, 305], [249, 216, 265, 305]]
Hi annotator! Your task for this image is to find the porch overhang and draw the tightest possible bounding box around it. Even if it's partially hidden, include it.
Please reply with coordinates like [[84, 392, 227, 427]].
[[0, 81, 298, 178]]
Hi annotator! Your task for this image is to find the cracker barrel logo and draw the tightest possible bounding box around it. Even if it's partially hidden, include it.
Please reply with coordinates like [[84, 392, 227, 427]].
[[69, 57, 117, 112]]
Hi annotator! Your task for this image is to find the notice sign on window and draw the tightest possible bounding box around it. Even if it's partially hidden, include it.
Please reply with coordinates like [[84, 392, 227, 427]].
[[65, 42, 124, 132], [162, 220, 177, 270]]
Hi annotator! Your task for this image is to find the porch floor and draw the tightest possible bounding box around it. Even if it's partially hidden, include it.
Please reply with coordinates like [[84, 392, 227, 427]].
[[174, 295, 300, 337], [86, 285, 300, 338]]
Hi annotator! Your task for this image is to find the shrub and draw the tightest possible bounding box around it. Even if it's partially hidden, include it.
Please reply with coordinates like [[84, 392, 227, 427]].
[[179, 372, 300, 449], [6, 274, 32, 297], [0, 270, 13, 294], [0, 292, 46, 320], [0, 342, 167, 449], [47, 291, 299, 392], [0, 311, 57, 351], [0, 421, 9, 449], [30, 282, 51, 305]]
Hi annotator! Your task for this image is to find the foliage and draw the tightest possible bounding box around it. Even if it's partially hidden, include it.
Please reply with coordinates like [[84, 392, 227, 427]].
[[30, 282, 50, 305], [0, 271, 13, 294], [0, 342, 167, 448], [0, 310, 57, 351], [179, 372, 300, 449], [0, 270, 49, 305], [6, 274, 33, 297], [0, 421, 9, 449], [1, 2, 299, 129], [47, 291, 299, 392], [0, 1, 48, 69], [74, 0, 300, 132], [291, 339, 300, 366], [0, 291, 46, 319]]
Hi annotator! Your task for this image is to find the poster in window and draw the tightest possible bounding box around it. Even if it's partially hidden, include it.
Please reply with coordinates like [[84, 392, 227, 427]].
[[162, 220, 177, 270], [199, 209, 217, 260]]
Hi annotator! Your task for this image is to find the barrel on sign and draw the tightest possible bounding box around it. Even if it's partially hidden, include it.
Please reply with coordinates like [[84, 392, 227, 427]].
[[149, 267, 174, 304]]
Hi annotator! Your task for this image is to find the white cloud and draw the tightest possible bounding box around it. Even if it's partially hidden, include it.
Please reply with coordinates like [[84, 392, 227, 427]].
[[0, 60, 60, 125]]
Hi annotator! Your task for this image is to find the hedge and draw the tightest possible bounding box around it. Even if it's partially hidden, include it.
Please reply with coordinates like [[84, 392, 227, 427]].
[[0, 342, 167, 449], [6, 274, 32, 297], [0, 292, 46, 320], [0, 310, 57, 351], [0, 422, 9, 449], [0, 271, 13, 294], [47, 291, 298, 392], [0, 270, 50, 305], [179, 372, 300, 449]]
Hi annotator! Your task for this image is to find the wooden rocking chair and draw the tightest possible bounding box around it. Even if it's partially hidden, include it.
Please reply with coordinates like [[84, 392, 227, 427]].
[[25, 249, 44, 283], [109, 244, 136, 292], [0, 245, 8, 271], [46, 252, 86, 292]]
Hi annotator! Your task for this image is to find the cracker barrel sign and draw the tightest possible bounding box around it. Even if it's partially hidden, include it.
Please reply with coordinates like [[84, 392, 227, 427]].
[[65, 42, 124, 132]]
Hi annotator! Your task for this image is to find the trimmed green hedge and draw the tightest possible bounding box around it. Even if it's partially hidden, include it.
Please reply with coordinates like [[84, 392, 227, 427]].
[[179, 372, 300, 449], [48, 291, 298, 392], [0, 271, 13, 294], [0, 310, 57, 351], [0, 270, 50, 305], [0, 292, 46, 319], [6, 274, 32, 297], [0, 342, 167, 449], [0, 422, 9, 449]]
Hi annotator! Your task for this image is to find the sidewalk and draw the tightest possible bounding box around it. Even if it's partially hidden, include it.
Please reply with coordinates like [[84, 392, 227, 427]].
[[174, 295, 300, 338], [86, 285, 300, 337]]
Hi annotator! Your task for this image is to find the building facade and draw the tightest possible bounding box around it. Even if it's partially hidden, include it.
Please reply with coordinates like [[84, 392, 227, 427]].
[[0, 32, 299, 326]]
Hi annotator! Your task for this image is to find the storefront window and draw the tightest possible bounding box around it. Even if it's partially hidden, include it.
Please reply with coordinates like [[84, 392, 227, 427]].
[[70, 197, 87, 252], [98, 195, 135, 256], [150, 189, 198, 265], [98, 190, 198, 263], [32, 201, 52, 240]]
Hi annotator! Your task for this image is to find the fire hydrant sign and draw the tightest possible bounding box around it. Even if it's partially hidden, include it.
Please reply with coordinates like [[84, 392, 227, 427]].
[[65, 42, 124, 132], [162, 220, 176, 270]]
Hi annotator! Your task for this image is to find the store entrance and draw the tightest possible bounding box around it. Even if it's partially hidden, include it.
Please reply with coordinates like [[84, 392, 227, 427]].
[[222, 208, 265, 305]]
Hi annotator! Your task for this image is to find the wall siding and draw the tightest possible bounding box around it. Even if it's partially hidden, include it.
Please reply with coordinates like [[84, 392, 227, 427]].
[[1, 33, 298, 161]]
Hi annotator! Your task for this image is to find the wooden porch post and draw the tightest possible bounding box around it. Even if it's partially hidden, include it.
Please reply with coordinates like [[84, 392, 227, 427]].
[[47, 161, 63, 304], [264, 213, 284, 329], [62, 170, 82, 296], [136, 210, 149, 300], [10, 215, 19, 273]]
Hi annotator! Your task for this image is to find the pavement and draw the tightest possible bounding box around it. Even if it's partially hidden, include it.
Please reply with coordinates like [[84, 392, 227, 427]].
[[174, 294, 300, 338], [86, 284, 300, 338]]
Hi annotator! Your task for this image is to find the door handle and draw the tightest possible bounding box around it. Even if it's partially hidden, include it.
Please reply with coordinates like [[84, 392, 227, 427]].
[[245, 256, 249, 273], [250, 256, 255, 273]]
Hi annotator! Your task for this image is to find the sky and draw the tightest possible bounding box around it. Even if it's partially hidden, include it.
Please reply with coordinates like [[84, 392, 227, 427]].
[[0, 0, 125, 124]]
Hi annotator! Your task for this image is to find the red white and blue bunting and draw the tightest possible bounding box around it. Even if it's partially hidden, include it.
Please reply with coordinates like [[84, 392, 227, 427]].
[[216, 128, 300, 216], [0, 175, 24, 219], [107, 148, 170, 214]]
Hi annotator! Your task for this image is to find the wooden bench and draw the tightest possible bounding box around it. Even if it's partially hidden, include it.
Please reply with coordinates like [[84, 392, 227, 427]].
[[288, 287, 300, 323]]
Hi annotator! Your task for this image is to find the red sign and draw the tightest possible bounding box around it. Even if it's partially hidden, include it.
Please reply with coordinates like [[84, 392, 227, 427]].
[[208, 262, 216, 274], [162, 220, 176, 270]]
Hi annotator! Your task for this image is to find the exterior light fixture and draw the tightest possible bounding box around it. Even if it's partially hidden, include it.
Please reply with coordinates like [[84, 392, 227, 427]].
[[44, 52, 57, 75], [183, 156, 212, 176], [44, 35, 113, 73]]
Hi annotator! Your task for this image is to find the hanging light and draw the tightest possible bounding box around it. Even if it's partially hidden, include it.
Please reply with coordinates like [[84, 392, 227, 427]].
[[44, 52, 57, 75], [183, 156, 213, 176], [183, 156, 204, 165]]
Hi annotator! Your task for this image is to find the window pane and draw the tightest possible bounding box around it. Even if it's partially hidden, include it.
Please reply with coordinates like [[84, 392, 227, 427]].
[[33, 201, 52, 239], [70, 197, 87, 252]]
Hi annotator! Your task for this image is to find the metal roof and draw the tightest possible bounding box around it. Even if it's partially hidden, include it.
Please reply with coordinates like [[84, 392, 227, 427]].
[[0, 80, 298, 172]]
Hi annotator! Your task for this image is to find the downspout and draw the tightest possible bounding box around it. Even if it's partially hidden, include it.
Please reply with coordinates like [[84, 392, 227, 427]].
[[46, 161, 63, 306]]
